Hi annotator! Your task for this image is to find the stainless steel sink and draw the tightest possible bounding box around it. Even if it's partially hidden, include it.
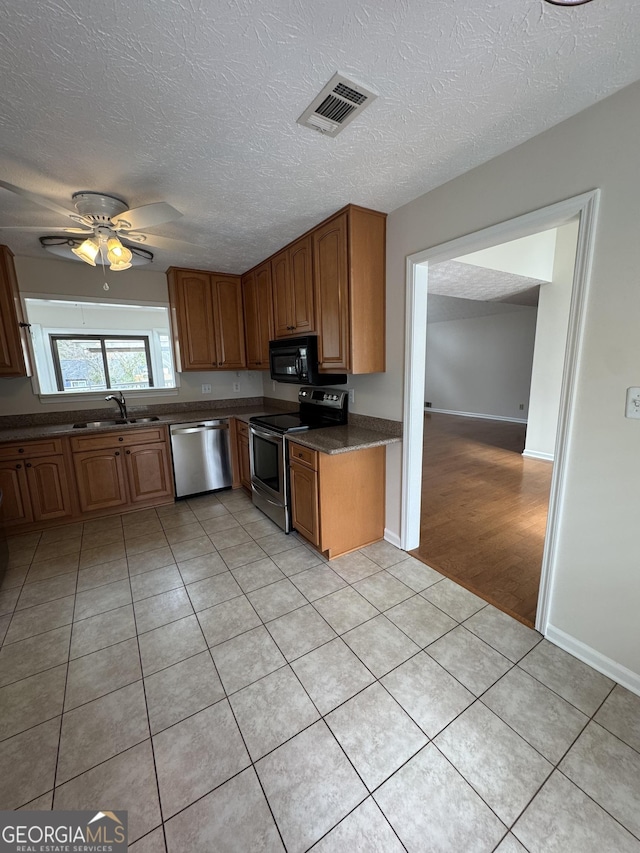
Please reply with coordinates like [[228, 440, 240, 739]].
[[73, 419, 128, 428], [72, 416, 160, 428]]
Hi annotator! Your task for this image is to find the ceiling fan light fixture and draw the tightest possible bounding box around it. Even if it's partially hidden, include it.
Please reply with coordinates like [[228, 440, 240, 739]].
[[109, 258, 132, 271], [106, 236, 132, 265], [71, 237, 100, 266]]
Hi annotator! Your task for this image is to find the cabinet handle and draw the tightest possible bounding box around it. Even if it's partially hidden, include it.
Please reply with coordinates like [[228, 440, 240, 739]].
[[25, 462, 32, 468], [15, 463, 22, 469], [118, 436, 124, 442], [126, 450, 131, 455], [115, 451, 120, 456], [298, 453, 303, 458], [18, 448, 24, 453]]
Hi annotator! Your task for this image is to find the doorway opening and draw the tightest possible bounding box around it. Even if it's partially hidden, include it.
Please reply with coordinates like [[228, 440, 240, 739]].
[[400, 191, 600, 634], [412, 224, 577, 626]]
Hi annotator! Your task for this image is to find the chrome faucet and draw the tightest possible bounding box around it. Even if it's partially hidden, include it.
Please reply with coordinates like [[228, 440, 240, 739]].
[[105, 391, 128, 420]]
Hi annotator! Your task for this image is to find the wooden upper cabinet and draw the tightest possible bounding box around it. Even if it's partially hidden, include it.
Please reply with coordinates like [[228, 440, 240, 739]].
[[0, 245, 32, 378], [313, 206, 386, 374], [168, 269, 216, 370], [167, 268, 245, 371], [289, 235, 314, 335], [313, 213, 350, 371], [242, 263, 273, 369], [211, 276, 246, 369], [272, 235, 315, 338]]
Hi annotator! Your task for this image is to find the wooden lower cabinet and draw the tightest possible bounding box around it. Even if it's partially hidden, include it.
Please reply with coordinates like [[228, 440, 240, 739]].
[[71, 427, 174, 516], [288, 441, 385, 559], [289, 458, 319, 546], [73, 449, 129, 513], [0, 441, 73, 527], [0, 460, 33, 525], [231, 419, 252, 492], [125, 442, 173, 503], [26, 455, 73, 522]]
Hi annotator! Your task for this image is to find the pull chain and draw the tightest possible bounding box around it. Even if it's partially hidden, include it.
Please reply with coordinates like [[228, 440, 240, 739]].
[[100, 246, 110, 291]]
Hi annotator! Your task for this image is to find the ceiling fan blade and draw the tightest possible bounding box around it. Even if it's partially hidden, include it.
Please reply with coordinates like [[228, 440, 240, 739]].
[[125, 232, 208, 253], [112, 202, 182, 231], [0, 180, 79, 221]]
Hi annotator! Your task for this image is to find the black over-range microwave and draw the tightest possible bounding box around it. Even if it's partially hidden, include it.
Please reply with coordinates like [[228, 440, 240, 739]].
[[269, 336, 347, 386]]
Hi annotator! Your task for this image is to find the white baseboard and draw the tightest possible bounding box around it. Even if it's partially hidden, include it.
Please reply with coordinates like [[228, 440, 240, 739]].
[[425, 407, 527, 425], [384, 528, 403, 549], [522, 449, 555, 462], [546, 624, 640, 697]]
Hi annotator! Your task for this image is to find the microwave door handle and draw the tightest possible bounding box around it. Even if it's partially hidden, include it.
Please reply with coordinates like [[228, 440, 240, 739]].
[[295, 355, 303, 377]]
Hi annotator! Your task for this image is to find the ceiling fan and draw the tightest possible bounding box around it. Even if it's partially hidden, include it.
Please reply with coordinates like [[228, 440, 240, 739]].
[[0, 180, 206, 272]]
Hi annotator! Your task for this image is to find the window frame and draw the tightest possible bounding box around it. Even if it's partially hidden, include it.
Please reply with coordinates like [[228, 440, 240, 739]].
[[49, 333, 155, 393]]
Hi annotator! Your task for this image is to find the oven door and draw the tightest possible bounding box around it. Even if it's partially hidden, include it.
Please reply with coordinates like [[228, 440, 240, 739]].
[[249, 425, 290, 531]]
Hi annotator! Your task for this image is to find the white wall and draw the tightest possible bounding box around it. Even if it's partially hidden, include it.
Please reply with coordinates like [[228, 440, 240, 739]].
[[425, 306, 537, 420], [524, 220, 579, 459], [0, 256, 264, 414], [385, 80, 640, 680], [457, 229, 557, 281]]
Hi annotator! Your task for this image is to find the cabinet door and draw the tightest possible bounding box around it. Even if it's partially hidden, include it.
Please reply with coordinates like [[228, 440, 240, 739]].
[[0, 245, 31, 377], [289, 234, 315, 335], [0, 461, 33, 525], [313, 213, 350, 371], [271, 249, 292, 338], [25, 455, 73, 522], [211, 277, 246, 369], [238, 433, 251, 491], [171, 270, 217, 370], [242, 271, 261, 368], [73, 450, 128, 513], [125, 442, 174, 503], [243, 265, 273, 369], [289, 458, 319, 546], [254, 262, 274, 365]]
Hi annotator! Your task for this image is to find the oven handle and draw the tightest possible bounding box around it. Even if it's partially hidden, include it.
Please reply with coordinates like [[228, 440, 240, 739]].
[[251, 482, 284, 508], [250, 426, 282, 443]]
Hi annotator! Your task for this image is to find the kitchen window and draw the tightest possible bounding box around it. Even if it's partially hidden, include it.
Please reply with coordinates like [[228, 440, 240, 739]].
[[50, 334, 154, 392], [23, 297, 177, 397]]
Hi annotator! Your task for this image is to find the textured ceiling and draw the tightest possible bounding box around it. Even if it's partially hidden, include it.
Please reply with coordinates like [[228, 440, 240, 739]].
[[1, 0, 639, 274], [429, 260, 544, 303]]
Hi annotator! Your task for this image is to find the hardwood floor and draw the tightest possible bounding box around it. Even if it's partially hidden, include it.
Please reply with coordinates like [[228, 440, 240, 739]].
[[410, 413, 553, 627]]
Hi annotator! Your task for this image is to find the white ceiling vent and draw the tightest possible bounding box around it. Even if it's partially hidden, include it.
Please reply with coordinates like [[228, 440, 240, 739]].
[[297, 73, 377, 137]]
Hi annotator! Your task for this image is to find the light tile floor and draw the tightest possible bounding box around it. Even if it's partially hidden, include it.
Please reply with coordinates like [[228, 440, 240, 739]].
[[1, 489, 639, 852]]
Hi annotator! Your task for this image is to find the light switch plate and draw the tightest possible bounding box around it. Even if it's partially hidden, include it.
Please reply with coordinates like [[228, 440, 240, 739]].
[[625, 387, 640, 419]]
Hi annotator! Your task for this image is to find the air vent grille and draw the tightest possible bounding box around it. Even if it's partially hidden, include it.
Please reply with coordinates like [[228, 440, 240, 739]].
[[315, 95, 358, 124], [297, 72, 377, 137]]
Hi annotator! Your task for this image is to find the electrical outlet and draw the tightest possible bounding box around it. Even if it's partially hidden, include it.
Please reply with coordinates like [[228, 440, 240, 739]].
[[233, 382, 241, 393], [349, 389, 355, 405], [272, 381, 276, 392], [201, 384, 212, 394], [625, 387, 640, 419], [519, 403, 525, 411]]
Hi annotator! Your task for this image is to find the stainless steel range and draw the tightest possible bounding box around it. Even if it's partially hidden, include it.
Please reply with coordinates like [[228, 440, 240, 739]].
[[249, 386, 348, 532]]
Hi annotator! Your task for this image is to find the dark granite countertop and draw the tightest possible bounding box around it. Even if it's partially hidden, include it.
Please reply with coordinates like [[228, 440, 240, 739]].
[[285, 424, 401, 455], [0, 406, 276, 444], [0, 400, 402, 455]]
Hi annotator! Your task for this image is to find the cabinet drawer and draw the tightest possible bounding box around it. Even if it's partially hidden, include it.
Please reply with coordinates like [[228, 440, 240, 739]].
[[0, 438, 64, 460], [70, 427, 165, 452], [288, 442, 317, 470], [236, 420, 249, 439]]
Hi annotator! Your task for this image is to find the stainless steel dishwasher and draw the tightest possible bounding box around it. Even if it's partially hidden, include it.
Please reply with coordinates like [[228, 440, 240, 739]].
[[169, 419, 232, 498]]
